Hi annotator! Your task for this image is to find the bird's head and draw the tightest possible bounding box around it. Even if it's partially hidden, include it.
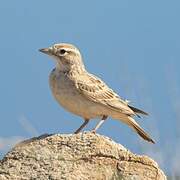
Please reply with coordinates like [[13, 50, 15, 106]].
[[39, 43, 85, 72]]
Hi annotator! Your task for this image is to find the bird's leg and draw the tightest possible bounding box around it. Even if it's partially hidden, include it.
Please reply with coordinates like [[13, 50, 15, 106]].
[[74, 118, 90, 134], [91, 115, 108, 133]]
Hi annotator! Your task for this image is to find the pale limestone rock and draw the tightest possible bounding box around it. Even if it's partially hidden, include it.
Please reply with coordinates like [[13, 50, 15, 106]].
[[0, 132, 166, 180]]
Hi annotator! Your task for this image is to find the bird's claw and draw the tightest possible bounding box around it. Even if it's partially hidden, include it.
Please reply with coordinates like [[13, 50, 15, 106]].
[[91, 130, 96, 134]]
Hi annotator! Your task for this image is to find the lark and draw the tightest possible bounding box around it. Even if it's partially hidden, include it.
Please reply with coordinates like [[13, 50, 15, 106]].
[[39, 43, 155, 143]]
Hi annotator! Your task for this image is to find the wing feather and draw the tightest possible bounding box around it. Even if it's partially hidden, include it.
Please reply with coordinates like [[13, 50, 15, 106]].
[[75, 73, 135, 116]]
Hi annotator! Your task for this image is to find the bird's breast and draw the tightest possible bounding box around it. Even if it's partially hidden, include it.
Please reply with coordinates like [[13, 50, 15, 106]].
[[49, 71, 104, 119]]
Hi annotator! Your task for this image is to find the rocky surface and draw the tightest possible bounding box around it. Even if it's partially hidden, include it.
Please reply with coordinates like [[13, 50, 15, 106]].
[[0, 132, 166, 180]]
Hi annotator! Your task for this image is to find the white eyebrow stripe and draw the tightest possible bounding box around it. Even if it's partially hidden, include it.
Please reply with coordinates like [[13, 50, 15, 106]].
[[63, 47, 81, 55], [53, 43, 81, 55]]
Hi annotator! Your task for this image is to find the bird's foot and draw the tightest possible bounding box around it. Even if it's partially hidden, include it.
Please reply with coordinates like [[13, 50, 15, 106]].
[[91, 130, 96, 134], [74, 131, 79, 134]]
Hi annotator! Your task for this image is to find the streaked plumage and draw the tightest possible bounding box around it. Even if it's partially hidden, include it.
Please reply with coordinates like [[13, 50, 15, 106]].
[[39, 43, 155, 144]]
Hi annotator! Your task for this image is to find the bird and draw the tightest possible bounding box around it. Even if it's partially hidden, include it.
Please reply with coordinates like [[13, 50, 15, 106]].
[[39, 43, 155, 144]]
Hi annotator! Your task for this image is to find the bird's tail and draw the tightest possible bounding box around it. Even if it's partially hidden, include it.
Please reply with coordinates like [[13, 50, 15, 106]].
[[123, 116, 155, 144], [128, 105, 149, 116]]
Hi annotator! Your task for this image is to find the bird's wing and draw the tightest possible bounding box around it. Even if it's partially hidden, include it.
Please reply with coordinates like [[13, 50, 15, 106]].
[[75, 73, 135, 116]]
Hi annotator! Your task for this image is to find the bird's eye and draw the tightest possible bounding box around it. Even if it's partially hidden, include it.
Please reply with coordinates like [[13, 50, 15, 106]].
[[59, 49, 66, 55]]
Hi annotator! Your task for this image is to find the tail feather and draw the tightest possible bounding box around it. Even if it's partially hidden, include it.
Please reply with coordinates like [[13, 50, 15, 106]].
[[128, 105, 149, 116], [125, 116, 155, 144]]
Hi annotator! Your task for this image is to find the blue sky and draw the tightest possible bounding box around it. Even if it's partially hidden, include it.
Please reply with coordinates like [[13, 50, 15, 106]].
[[0, 0, 180, 176]]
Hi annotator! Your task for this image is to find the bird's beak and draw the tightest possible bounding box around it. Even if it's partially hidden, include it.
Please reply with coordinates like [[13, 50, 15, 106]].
[[39, 47, 52, 55]]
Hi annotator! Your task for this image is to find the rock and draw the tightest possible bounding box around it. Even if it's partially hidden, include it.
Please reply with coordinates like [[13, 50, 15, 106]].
[[0, 132, 166, 180]]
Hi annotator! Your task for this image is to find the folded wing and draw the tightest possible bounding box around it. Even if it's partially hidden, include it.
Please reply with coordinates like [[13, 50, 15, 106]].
[[75, 73, 135, 116]]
